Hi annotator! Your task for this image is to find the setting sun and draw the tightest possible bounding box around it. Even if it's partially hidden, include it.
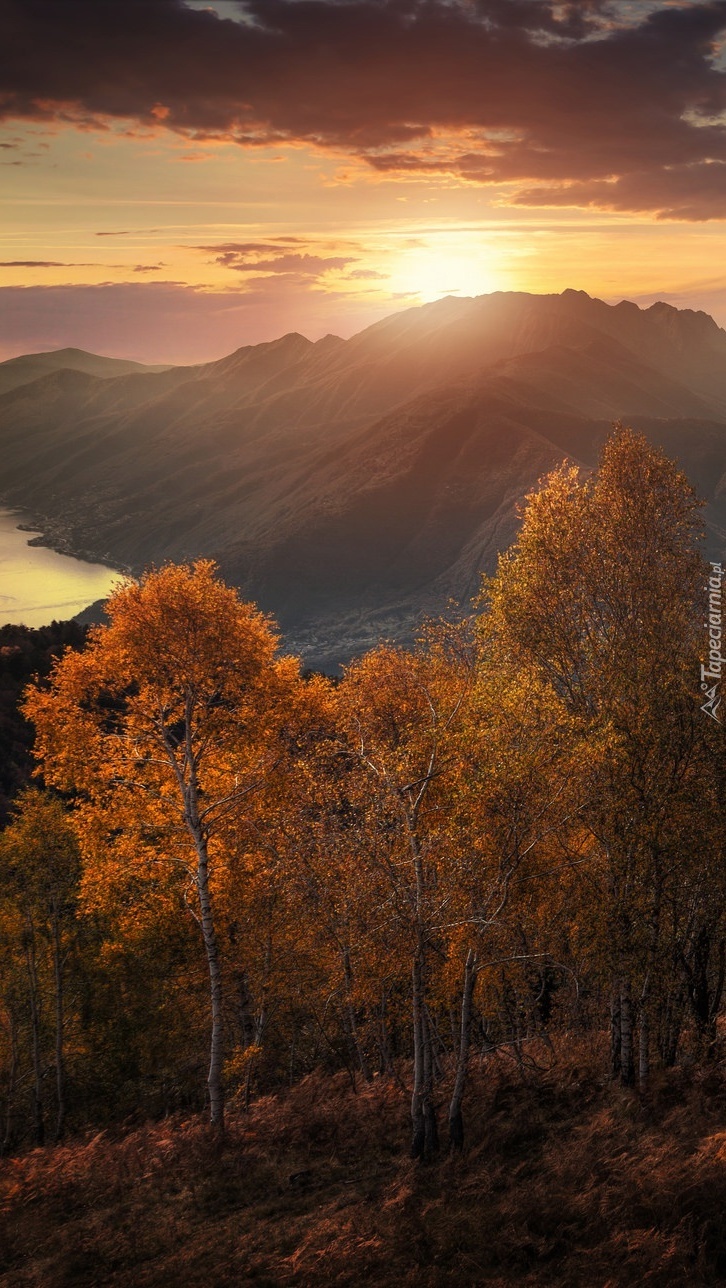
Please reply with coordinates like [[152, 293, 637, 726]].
[[390, 240, 505, 303]]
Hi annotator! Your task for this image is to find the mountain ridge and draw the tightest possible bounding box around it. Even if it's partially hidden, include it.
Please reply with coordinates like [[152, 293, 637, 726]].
[[2, 289, 725, 667]]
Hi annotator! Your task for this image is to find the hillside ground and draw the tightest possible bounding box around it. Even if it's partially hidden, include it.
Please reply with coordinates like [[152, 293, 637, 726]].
[[2, 1036, 726, 1287]]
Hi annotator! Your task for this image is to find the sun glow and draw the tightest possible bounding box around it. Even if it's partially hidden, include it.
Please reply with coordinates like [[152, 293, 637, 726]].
[[390, 241, 505, 303]]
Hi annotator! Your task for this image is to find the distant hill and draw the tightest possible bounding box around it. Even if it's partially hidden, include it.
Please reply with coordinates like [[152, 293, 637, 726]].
[[0, 347, 172, 397], [1, 290, 725, 667]]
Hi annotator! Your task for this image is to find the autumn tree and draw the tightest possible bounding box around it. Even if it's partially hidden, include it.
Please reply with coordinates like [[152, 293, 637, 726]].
[[443, 652, 593, 1148], [337, 631, 474, 1158], [272, 695, 407, 1089], [485, 425, 721, 1088], [23, 561, 305, 1130]]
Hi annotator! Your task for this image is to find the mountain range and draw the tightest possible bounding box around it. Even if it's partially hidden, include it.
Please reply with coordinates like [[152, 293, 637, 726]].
[[1, 289, 725, 669]]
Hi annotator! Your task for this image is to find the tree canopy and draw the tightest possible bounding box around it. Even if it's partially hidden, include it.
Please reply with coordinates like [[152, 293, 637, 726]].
[[1, 428, 721, 1155]]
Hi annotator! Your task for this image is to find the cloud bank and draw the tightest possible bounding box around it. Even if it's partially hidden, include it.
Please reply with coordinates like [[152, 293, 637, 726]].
[[0, 280, 397, 364], [3, 0, 726, 218]]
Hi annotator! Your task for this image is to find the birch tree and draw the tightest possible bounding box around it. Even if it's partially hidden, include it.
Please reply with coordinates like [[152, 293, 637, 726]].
[[337, 634, 473, 1158], [444, 656, 592, 1148], [485, 426, 719, 1089], [23, 561, 303, 1130]]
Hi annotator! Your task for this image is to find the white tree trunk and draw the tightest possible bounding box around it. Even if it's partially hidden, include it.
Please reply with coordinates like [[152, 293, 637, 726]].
[[448, 948, 477, 1151], [638, 1002, 649, 1094], [620, 977, 635, 1087], [23, 919, 44, 1146], [190, 826, 225, 1131], [411, 953, 426, 1157], [51, 905, 66, 1141]]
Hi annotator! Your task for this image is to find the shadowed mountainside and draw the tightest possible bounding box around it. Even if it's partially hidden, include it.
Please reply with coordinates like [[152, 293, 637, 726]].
[[1, 290, 725, 666]]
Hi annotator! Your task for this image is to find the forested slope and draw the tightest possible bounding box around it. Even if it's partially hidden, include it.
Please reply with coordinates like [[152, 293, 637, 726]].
[[0, 429, 723, 1286]]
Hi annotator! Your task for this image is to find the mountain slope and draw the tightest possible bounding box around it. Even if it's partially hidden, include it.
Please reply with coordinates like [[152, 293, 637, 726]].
[[1, 290, 724, 665]]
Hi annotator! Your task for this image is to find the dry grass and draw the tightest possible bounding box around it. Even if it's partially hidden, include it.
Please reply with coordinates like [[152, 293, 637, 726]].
[[2, 1038, 726, 1286]]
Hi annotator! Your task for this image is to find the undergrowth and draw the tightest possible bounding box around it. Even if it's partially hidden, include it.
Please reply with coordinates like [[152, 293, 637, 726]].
[[2, 1036, 726, 1286]]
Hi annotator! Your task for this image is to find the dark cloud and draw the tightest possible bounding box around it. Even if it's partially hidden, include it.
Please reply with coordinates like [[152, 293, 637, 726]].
[[197, 240, 358, 279], [3, 1, 726, 217], [196, 240, 303, 256], [513, 159, 726, 220], [213, 251, 354, 275], [0, 259, 94, 267], [133, 262, 166, 271]]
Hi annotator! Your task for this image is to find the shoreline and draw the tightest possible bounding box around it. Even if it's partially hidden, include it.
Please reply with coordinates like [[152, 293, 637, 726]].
[[2, 504, 131, 578], [0, 503, 127, 628]]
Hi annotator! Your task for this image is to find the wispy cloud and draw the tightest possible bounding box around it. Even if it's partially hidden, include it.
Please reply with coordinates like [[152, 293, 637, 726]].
[[0, 259, 94, 267]]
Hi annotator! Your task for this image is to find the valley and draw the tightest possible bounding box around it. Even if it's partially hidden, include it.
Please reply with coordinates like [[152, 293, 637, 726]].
[[2, 289, 725, 666]]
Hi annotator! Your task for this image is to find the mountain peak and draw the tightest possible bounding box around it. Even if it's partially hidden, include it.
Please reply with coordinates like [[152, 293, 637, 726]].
[[270, 332, 313, 349]]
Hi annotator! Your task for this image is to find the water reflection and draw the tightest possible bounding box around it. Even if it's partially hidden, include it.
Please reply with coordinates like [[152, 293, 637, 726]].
[[0, 509, 122, 627]]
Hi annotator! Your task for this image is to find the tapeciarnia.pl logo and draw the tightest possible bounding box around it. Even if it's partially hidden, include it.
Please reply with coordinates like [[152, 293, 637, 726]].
[[701, 561, 723, 723]]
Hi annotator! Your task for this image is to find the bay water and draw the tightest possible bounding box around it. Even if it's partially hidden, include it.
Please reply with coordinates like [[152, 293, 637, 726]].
[[0, 509, 121, 627]]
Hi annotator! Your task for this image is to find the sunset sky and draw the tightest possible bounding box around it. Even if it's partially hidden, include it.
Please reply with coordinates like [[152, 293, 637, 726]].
[[3, 0, 726, 363]]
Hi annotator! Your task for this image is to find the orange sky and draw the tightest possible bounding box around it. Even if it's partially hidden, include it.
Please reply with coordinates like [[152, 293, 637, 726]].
[[2, 0, 726, 363]]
